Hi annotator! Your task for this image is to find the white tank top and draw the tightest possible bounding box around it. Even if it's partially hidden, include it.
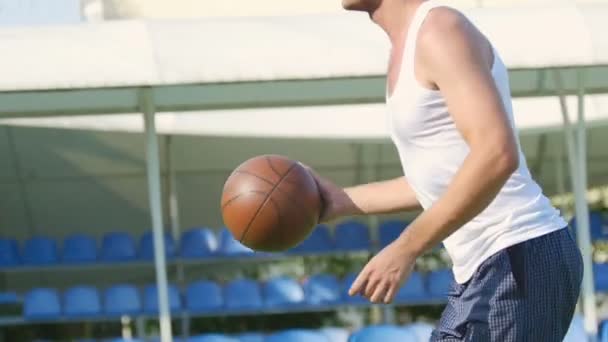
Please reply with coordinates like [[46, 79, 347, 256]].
[[387, 1, 567, 283]]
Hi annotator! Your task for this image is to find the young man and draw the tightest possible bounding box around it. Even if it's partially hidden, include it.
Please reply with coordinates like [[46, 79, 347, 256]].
[[308, 0, 584, 340]]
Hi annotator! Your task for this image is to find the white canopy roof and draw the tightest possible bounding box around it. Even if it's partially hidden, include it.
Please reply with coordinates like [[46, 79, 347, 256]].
[[0, 4, 607, 93]]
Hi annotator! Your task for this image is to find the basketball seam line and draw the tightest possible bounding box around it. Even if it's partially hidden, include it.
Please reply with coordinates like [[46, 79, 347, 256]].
[[239, 162, 299, 245], [221, 190, 267, 210], [232, 170, 306, 212]]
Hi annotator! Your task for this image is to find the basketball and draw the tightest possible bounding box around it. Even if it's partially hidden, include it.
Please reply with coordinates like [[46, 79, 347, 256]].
[[221, 155, 322, 252]]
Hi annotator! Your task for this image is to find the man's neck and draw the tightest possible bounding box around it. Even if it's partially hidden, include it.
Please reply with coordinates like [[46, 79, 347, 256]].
[[371, 0, 426, 46]]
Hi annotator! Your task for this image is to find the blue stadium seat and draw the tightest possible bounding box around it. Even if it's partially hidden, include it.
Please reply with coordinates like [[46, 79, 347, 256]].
[[143, 284, 182, 314], [379, 220, 408, 248], [594, 263, 608, 292], [180, 227, 218, 258], [62, 234, 97, 264], [224, 279, 263, 311], [24, 288, 61, 320], [186, 280, 223, 313], [427, 269, 454, 301], [570, 211, 606, 241], [104, 284, 141, 316], [0, 291, 18, 304], [0, 238, 20, 267], [600, 319, 608, 342], [187, 335, 239, 342], [405, 322, 434, 341], [319, 327, 350, 342], [100, 232, 137, 262], [349, 325, 417, 342], [395, 272, 426, 303], [341, 273, 367, 304], [237, 333, 265, 342], [303, 274, 340, 306], [563, 315, 586, 342], [64, 286, 101, 317], [334, 221, 371, 251], [23, 236, 58, 266], [139, 231, 176, 260], [105, 339, 145, 342], [218, 228, 253, 256], [266, 330, 330, 342], [290, 225, 333, 254], [263, 276, 305, 309]]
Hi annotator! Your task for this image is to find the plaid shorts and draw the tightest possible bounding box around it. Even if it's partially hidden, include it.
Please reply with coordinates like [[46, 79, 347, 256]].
[[431, 228, 583, 342]]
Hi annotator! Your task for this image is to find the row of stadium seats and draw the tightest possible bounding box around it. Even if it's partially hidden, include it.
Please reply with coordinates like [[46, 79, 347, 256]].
[[13, 271, 452, 320], [27, 315, 596, 342], [31, 324, 435, 342], [0, 220, 410, 267]]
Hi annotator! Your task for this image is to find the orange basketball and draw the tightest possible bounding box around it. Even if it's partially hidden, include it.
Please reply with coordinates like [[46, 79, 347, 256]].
[[221, 155, 322, 252]]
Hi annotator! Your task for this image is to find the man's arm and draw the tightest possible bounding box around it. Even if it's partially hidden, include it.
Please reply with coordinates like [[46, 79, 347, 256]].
[[397, 8, 519, 257], [306, 171, 422, 222]]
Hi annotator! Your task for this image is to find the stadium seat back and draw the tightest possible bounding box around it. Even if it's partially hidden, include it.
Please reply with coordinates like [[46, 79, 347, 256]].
[[335, 221, 371, 251], [143, 283, 182, 313], [139, 230, 176, 260], [62, 234, 97, 263], [378, 221, 408, 248], [24, 288, 61, 319], [290, 225, 333, 253], [23, 236, 58, 265], [266, 330, 330, 342], [225, 279, 262, 310], [349, 325, 417, 342], [263, 276, 305, 308], [0, 238, 20, 267], [104, 284, 141, 315], [186, 280, 223, 312], [304, 274, 340, 305], [64, 286, 101, 317], [100, 232, 136, 262], [180, 227, 218, 258]]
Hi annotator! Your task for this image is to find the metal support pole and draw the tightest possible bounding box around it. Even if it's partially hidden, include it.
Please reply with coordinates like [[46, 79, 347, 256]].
[[575, 70, 598, 341], [166, 136, 185, 285], [554, 70, 598, 341], [141, 88, 173, 342]]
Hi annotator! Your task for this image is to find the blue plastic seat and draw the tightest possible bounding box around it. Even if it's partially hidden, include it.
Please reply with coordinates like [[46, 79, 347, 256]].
[[187, 335, 239, 342], [405, 322, 434, 342], [600, 319, 608, 342], [237, 333, 264, 342], [64, 286, 101, 317], [378, 220, 408, 248], [290, 225, 333, 254], [105, 339, 145, 342], [428, 269, 454, 300], [320, 327, 350, 342], [0, 238, 20, 267], [395, 272, 426, 303], [100, 232, 137, 262], [263, 276, 305, 309], [341, 273, 367, 304], [143, 284, 182, 314], [224, 279, 263, 311], [23, 236, 58, 266], [24, 288, 61, 320], [334, 221, 371, 251], [0, 291, 18, 304], [62, 234, 97, 264], [594, 263, 608, 292], [139, 231, 176, 260], [304, 274, 340, 306], [186, 280, 223, 313], [266, 330, 330, 342], [218, 228, 253, 256], [104, 284, 141, 316], [564, 315, 586, 342], [349, 325, 417, 342], [180, 227, 218, 258], [570, 211, 605, 241]]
